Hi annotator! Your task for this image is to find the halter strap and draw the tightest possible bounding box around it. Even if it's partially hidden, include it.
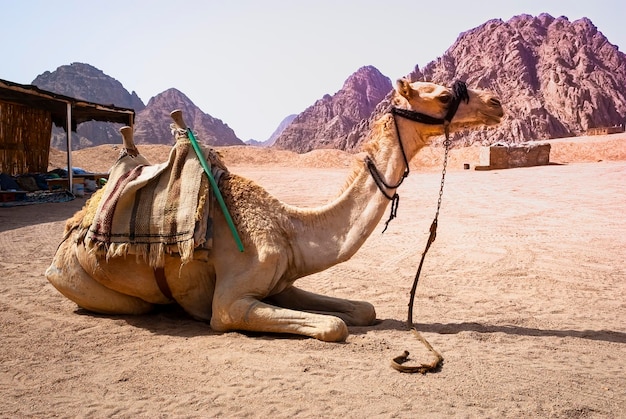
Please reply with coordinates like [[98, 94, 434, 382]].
[[444, 80, 470, 122], [391, 107, 444, 125]]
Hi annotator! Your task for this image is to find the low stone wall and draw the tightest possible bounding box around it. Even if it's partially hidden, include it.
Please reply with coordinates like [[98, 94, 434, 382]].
[[476, 142, 551, 170], [586, 126, 625, 136]]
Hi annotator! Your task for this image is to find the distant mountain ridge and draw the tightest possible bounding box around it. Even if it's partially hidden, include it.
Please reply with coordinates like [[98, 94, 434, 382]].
[[260, 114, 297, 147], [29, 14, 626, 153]]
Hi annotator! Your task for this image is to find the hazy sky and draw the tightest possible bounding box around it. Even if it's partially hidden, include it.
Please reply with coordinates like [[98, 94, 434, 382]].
[[1, 0, 624, 142]]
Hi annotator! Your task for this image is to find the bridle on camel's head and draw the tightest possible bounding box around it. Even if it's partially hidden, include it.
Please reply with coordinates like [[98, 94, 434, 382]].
[[366, 79, 470, 374], [366, 80, 470, 232], [390, 80, 470, 128]]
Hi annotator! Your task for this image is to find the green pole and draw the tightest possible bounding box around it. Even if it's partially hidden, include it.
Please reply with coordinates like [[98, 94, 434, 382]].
[[186, 128, 244, 252]]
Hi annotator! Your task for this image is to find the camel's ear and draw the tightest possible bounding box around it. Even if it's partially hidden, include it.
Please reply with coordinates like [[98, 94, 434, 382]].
[[396, 78, 414, 99]]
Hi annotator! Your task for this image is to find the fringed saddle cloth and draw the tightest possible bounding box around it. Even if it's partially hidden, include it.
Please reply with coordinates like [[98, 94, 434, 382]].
[[85, 130, 226, 267]]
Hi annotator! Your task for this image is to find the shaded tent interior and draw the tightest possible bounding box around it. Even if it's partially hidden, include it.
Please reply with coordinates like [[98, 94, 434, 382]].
[[0, 78, 134, 189]]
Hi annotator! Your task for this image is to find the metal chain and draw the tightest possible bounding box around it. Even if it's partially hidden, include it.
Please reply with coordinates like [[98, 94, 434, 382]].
[[434, 125, 452, 221]]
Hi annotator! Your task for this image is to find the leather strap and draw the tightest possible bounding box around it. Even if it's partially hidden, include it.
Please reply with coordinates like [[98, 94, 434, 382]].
[[153, 267, 173, 300]]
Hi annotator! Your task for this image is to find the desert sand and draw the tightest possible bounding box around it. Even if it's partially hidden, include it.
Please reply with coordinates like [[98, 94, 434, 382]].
[[1, 134, 625, 417]]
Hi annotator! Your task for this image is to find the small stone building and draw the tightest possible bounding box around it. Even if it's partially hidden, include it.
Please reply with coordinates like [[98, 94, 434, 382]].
[[586, 125, 625, 136], [476, 142, 551, 170]]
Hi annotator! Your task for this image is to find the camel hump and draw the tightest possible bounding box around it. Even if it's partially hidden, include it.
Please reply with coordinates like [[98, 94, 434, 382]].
[[170, 109, 188, 131], [119, 126, 138, 157]]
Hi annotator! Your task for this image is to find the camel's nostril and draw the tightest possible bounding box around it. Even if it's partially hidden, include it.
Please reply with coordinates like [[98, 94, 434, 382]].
[[489, 97, 502, 107]]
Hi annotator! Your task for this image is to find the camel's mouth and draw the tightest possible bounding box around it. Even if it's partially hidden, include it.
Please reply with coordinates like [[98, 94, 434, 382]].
[[483, 114, 503, 126], [480, 107, 504, 126]]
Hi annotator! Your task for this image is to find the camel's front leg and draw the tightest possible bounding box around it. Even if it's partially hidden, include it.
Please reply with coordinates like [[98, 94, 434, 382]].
[[211, 296, 349, 342], [266, 286, 376, 326]]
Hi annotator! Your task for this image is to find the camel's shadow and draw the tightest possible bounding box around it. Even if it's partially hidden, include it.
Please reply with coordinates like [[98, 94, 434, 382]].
[[76, 308, 626, 344], [371, 318, 626, 344], [77, 305, 313, 341], [76, 305, 218, 339]]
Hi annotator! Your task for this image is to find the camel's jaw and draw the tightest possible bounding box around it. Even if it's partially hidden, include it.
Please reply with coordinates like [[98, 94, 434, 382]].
[[480, 112, 504, 126], [450, 109, 504, 131]]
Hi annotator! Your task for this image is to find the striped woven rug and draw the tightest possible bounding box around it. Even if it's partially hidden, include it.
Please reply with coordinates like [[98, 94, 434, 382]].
[[85, 138, 220, 267]]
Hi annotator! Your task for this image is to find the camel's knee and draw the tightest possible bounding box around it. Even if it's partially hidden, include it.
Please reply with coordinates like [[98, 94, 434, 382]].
[[209, 306, 234, 333], [209, 296, 258, 333]]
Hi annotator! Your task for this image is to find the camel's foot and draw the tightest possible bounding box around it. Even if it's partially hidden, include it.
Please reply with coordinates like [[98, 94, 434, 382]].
[[210, 298, 349, 342], [335, 300, 376, 326]]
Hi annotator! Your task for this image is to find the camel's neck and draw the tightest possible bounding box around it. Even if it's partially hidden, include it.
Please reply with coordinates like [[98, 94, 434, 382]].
[[290, 114, 429, 277]]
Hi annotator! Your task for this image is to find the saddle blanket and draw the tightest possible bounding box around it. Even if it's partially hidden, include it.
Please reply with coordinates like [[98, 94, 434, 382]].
[[85, 136, 224, 267]]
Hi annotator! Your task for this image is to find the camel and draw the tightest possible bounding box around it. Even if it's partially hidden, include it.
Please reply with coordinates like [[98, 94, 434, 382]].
[[46, 79, 503, 342]]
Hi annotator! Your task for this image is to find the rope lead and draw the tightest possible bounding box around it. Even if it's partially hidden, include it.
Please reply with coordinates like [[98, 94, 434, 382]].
[[382, 193, 400, 233]]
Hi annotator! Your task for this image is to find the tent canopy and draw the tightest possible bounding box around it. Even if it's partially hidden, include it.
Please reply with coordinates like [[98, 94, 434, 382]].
[[0, 78, 134, 176], [0, 78, 134, 129]]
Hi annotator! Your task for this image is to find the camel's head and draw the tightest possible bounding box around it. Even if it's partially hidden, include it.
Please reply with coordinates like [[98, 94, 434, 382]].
[[393, 79, 504, 136]]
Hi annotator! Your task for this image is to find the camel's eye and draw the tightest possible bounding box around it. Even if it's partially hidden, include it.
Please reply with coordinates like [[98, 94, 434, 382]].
[[438, 94, 452, 104]]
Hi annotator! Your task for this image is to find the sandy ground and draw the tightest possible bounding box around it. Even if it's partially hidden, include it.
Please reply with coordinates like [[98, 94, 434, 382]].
[[1, 135, 625, 417]]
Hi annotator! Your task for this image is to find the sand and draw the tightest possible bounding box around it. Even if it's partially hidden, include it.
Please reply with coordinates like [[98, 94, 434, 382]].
[[1, 135, 625, 417]]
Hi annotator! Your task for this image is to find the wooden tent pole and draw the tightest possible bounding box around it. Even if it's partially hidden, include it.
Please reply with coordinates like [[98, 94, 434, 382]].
[[66, 102, 73, 190]]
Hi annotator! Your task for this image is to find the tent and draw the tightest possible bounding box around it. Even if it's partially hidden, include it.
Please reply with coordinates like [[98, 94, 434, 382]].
[[0, 78, 134, 188]]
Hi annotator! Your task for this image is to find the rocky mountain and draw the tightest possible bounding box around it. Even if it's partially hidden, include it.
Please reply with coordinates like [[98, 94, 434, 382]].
[[33, 62, 145, 111], [272, 66, 392, 152], [31, 62, 242, 150], [344, 14, 626, 150], [32, 63, 145, 150], [134, 88, 243, 146], [135, 88, 243, 146]]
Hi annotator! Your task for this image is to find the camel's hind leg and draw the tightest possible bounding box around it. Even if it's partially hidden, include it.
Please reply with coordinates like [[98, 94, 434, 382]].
[[266, 286, 376, 326], [45, 238, 153, 315]]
